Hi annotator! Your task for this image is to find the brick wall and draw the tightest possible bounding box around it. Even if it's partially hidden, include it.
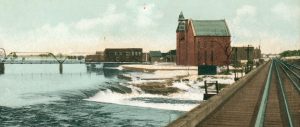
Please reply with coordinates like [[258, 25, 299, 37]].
[[176, 21, 231, 66], [196, 36, 231, 66]]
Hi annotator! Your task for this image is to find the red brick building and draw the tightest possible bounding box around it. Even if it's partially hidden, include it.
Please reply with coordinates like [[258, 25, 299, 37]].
[[176, 12, 231, 66], [104, 48, 143, 62]]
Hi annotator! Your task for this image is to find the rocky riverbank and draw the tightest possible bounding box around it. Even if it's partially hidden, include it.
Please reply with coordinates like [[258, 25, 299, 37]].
[[116, 64, 236, 99]]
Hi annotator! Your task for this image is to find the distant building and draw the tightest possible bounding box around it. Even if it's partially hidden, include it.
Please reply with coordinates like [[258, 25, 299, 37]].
[[104, 48, 143, 62], [67, 55, 84, 60], [231, 46, 254, 61], [253, 47, 261, 59], [161, 52, 168, 59], [96, 51, 104, 55], [166, 50, 176, 62], [85, 55, 104, 63], [149, 51, 163, 63], [142, 53, 149, 62], [231, 46, 261, 66], [176, 12, 231, 66], [143, 50, 176, 63], [231, 46, 262, 60]]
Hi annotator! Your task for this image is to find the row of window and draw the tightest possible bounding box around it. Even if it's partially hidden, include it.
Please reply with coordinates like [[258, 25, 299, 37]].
[[108, 51, 142, 56]]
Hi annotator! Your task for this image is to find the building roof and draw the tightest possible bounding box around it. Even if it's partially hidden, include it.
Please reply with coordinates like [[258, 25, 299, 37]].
[[176, 12, 186, 32], [192, 20, 230, 36], [104, 48, 142, 52], [105, 48, 142, 50], [168, 50, 176, 55], [96, 51, 104, 55], [149, 51, 162, 57], [178, 11, 185, 21]]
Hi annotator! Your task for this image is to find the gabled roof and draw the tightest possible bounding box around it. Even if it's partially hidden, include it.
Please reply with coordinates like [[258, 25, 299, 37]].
[[149, 51, 162, 57], [192, 20, 230, 36]]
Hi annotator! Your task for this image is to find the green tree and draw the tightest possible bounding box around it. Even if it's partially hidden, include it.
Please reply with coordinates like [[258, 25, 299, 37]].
[[280, 50, 300, 57]]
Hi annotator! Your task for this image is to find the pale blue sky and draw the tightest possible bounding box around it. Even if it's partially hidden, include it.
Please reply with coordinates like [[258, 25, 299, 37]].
[[0, 0, 299, 54]]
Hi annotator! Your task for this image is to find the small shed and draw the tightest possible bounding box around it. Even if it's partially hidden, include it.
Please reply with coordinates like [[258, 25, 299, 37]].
[[149, 51, 162, 63]]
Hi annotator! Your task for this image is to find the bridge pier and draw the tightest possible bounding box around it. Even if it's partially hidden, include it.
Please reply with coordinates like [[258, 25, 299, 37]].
[[59, 63, 63, 74], [0, 63, 4, 74]]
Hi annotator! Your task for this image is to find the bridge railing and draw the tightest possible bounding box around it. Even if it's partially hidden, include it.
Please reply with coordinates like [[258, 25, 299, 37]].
[[0, 49, 69, 64]]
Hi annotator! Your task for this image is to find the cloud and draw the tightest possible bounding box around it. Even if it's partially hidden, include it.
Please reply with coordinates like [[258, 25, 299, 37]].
[[1, 22, 101, 54], [7, 1, 297, 55], [0, 2, 169, 54], [75, 18, 101, 31], [229, 5, 257, 41], [231, 5, 256, 27], [37, 23, 70, 39], [74, 4, 126, 31], [259, 32, 300, 53], [136, 3, 163, 28], [228, 4, 299, 54], [271, 2, 300, 21], [236, 5, 256, 16]]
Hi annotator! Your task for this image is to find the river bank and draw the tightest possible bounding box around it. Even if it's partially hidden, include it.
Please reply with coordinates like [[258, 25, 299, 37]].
[[121, 63, 198, 72], [119, 64, 235, 97]]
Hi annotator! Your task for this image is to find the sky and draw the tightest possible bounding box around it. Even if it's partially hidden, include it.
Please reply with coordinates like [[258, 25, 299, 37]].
[[0, 0, 299, 55]]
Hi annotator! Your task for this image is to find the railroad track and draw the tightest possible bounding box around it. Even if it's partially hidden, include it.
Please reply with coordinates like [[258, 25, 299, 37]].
[[278, 60, 300, 91], [276, 59, 300, 127], [197, 60, 300, 127], [280, 60, 300, 79]]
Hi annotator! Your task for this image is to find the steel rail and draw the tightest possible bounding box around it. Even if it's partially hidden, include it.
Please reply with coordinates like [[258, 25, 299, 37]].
[[277, 60, 300, 92], [284, 61, 300, 70], [278, 60, 300, 80], [274, 61, 294, 127], [255, 60, 273, 127]]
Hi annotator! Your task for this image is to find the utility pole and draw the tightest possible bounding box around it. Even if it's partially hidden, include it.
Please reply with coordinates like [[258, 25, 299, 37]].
[[0, 48, 6, 74], [247, 45, 250, 73], [234, 47, 238, 80], [246, 45, 253, 74]]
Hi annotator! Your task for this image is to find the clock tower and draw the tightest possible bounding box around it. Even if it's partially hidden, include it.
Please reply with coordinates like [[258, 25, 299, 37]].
[[176, 11, 187, 65]]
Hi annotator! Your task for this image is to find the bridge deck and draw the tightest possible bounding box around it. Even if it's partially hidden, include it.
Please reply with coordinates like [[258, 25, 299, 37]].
[[197, 62, 270, 127], [197, 60, 300, 127], [168, 60, 300, 127]]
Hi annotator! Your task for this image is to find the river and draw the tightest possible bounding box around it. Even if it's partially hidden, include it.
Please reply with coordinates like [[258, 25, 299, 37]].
[[0, 64, 191, 126]]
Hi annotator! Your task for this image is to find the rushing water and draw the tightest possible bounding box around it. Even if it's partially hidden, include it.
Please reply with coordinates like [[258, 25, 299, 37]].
[[0, 64, 186, 127]]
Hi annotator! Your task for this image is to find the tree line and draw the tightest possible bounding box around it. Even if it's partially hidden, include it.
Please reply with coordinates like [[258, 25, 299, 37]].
[[280, 50, 300, 57]]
